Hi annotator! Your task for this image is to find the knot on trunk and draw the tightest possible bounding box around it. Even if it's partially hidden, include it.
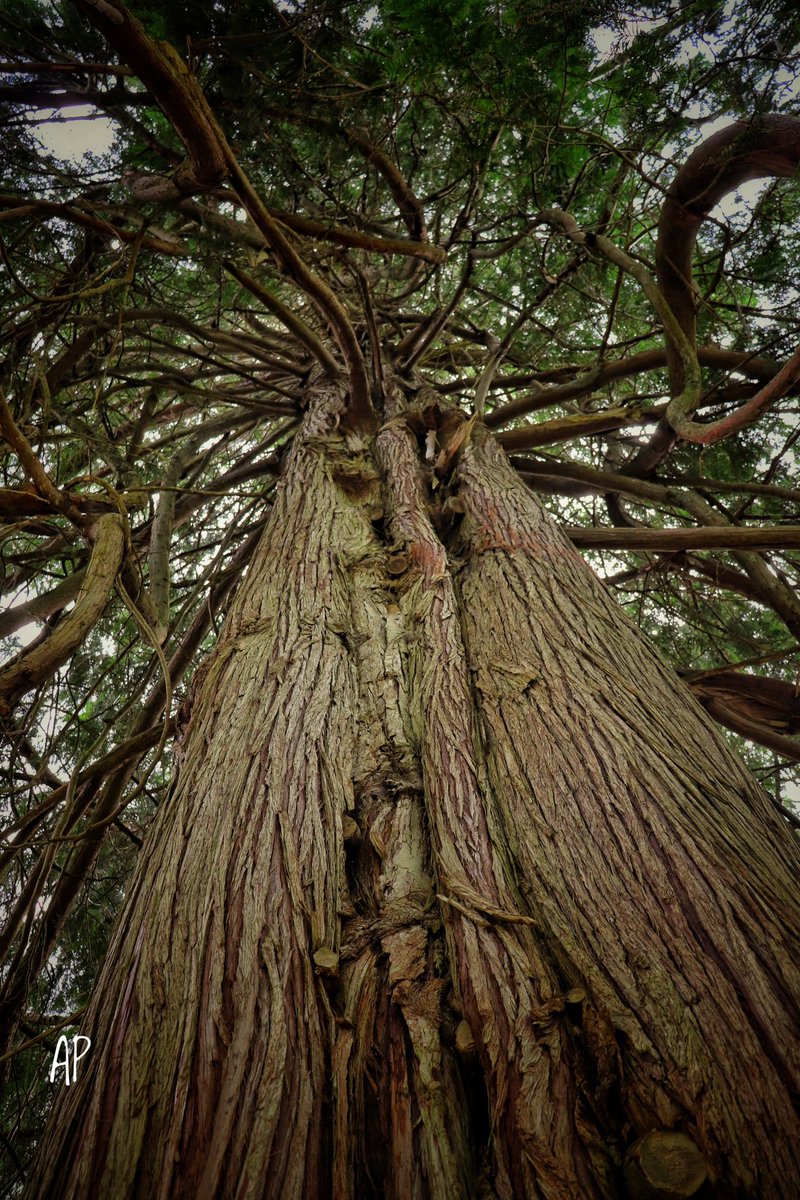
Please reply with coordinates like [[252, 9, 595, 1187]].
[[623, 1130, 708, 1198]]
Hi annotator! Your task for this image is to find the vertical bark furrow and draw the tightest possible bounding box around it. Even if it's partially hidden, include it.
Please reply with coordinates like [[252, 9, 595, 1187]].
[[24, 390, 362, 1200], [377, 419, 603, 1199], [453, 430, 800, 1196], [27, 391, 800, 1200], [337, 464, 471, 1199]]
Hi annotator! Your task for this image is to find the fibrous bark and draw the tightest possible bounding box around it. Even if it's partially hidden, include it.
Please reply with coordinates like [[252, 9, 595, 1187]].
[[453, 427, 800, 1196], [26, 387, 800, 1199]]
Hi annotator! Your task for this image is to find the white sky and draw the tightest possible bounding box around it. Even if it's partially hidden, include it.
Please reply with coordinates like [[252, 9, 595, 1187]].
[[34, 104, 116, 164]]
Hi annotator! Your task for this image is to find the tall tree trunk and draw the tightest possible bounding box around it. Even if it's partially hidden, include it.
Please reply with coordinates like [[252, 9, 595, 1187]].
[[26, 386, 800, 1199]]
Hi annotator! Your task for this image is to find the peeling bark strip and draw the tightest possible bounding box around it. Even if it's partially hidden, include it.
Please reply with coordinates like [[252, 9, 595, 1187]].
[[376, 416, 599, 1198], [25, 388, 470, 1199], [27, 396, 800, 1199]]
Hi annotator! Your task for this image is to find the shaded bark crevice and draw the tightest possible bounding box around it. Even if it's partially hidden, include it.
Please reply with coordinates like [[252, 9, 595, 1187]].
[[24, 393, 800, 1200]]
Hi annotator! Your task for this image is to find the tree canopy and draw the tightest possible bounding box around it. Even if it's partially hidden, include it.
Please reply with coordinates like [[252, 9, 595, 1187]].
[[2, 0, 800, 1189]]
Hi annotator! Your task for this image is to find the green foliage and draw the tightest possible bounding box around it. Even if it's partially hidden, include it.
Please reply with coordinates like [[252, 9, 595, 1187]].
[[1, 1, 800, 1187]]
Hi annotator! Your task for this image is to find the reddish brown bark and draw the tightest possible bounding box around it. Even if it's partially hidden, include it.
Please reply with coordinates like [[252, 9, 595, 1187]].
[[25, 394, 800, 1199], [453, 426, 800, 1196]]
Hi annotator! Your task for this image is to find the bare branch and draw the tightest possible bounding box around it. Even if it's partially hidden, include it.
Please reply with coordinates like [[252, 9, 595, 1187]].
[[631, 114, 800, 471], [70, 0, 374, 424], [0, 513, 125, 714], [566, 526, 800, 552], [224, 260, 339, 378]]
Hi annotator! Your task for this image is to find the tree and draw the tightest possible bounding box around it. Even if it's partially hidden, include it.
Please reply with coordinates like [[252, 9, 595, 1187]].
[[1, 1, 800, 1196]]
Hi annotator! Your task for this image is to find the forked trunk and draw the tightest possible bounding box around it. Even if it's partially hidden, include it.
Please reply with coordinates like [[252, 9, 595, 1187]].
[[26, 385, 800, 1199]]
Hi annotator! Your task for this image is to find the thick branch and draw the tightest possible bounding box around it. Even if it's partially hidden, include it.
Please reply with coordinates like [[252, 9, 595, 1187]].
[[496, 403, 661, 451], [0, 194, 186, 257], [0, 513, 125, 713], [0, 487, 140, 521], [658, 115, 800, 385], [0, 569, 86, 640], [668, 342, 800, 444], [630, 114, 800, 471], [0, 389, 86, 528], [164, 194, 445, 260], [566, 526, 800, 552], [72, 0, 228, 185], [71, 0, 373, 424], [703, 698, 800, 763]]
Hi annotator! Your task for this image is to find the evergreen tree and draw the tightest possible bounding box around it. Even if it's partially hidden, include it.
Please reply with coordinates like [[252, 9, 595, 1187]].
[[2, 2, 800, 1195]]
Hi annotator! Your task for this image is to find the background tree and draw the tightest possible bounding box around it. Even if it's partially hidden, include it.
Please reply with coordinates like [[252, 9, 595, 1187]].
[[1, 1, 800, 1196]]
